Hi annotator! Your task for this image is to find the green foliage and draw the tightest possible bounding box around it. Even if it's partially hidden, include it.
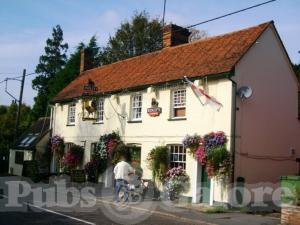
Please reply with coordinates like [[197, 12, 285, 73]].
[[32, 25, 68, 120], [34, 25, 68, 81], [31, 11, 163, 120], [206, 145, 231, 177], [293, 63, 300, 81], [205, 206, 228, 214], [111, 143, 131, 165], [0, 103, 32, 157], [48, 44, 83, 98], [147, 146, 169, 182], [99, 11, 162, 65], [49, 37, 101, 98], [292, 185, 300, 206]]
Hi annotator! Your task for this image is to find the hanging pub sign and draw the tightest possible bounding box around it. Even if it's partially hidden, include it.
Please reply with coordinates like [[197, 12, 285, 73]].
[[147, 98, 162, 117], [81, 79, 98, 121], [83, 79, 98, 96]]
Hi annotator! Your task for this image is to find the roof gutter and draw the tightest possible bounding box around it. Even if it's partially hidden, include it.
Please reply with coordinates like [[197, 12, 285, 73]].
[[52, 71, 233, 104]]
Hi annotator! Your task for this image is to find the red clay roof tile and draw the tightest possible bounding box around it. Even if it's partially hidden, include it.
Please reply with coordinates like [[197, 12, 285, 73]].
[[53, 21, 271, 102]]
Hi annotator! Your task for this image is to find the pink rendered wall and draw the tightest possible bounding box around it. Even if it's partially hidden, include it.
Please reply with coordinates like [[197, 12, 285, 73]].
[[234, 24, 300, 186]]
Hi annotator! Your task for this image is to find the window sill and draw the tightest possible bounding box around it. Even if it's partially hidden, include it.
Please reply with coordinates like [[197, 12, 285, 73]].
[[168, 117, 187, 121], [66, 124, 75, 126], [127, 120, 142, 123], [93, 121, 104, 125]]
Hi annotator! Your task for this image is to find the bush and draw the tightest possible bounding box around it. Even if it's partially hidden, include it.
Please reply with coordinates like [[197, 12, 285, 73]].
[[85, 160, 99, 183], [206, 206, 228, 214], [111, 143, 131, 165], [165, 166, 189, 201], [147, 146, 168, 182]]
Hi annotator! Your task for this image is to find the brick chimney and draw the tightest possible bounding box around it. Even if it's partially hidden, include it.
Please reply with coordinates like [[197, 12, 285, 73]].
[[163, 24, 191, 48], [80, 49, 93, 73]]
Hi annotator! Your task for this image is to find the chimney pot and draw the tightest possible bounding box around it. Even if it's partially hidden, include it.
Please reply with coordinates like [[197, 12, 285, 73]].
[[163, 24, 191, 48]]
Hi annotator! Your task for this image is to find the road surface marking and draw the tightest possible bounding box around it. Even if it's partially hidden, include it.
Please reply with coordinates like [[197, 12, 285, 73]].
[[0, 194, 95, 225]]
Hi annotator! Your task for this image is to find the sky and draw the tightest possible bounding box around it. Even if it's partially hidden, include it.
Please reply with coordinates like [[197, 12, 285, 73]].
[[0, 0, 299, 106]]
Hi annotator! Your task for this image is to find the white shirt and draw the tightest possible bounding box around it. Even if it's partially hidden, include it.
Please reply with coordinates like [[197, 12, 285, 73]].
[[113, 161, 134, 182]]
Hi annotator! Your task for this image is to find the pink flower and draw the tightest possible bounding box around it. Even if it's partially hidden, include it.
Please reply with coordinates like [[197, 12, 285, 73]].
[[195, 147, 206, 165]]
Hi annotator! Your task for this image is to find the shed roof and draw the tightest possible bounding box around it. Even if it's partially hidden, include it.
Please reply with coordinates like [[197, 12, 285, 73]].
[[13, 117, 50, 150]]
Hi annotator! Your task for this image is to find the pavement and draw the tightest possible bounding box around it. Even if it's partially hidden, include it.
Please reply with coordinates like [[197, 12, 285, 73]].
[[0, 176, 280, 225]]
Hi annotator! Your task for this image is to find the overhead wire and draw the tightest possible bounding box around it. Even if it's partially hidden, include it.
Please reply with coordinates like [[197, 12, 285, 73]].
[[0, 72, 36, 85], [185, 0, 277, 29], [1, 0, 277, 117], [0, 0, 277, 87]]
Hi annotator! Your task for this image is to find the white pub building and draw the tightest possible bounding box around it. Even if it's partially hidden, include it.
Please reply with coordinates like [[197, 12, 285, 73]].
[[50, 22, 300, 205]]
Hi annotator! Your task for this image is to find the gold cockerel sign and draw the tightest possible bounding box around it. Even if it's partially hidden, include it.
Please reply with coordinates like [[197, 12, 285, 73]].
[[81, 79, 98, 121]]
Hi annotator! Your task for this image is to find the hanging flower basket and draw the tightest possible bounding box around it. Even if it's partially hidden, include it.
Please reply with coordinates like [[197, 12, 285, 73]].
[[183, 131, 232, 178], [182, 134, 200, 156], [62, 144, 84, 169], [89, 131, 121, 175], [50, 135, 65, 159]]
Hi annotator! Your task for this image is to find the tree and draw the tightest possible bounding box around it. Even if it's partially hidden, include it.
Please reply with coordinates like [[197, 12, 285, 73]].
[[99, 11, 162, 65], [0, 103, 32, 157], [31, 25, 68, 120], [49, 43, 83, 98], [85, 35, 102, 68], [293, 63, 300, 81], [49, 36, 101, 98]]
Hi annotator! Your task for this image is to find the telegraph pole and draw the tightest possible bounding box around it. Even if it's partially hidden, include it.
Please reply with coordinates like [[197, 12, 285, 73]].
[[162, 0, 167, 27], [14, 69, 26, 141]]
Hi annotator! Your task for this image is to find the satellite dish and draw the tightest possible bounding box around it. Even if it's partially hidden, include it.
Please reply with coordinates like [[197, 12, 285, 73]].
[[237, 86, 253, 100]]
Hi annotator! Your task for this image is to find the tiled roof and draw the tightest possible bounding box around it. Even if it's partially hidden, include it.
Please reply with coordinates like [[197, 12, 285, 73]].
[[53, 21, 272, 102]]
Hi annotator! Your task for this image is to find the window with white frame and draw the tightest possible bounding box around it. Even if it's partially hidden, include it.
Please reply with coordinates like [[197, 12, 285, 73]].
[[68, 103, 76, 125], [131, 94, 142, 120], [169, 145, 186, 169], [172, 89, 186, 118], [96, 98, 104, 123]]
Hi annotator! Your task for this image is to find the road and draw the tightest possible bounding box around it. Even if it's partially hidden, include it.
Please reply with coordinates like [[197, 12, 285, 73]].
[[0, 176, 279, 225], [0, 202, 210, 225]]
